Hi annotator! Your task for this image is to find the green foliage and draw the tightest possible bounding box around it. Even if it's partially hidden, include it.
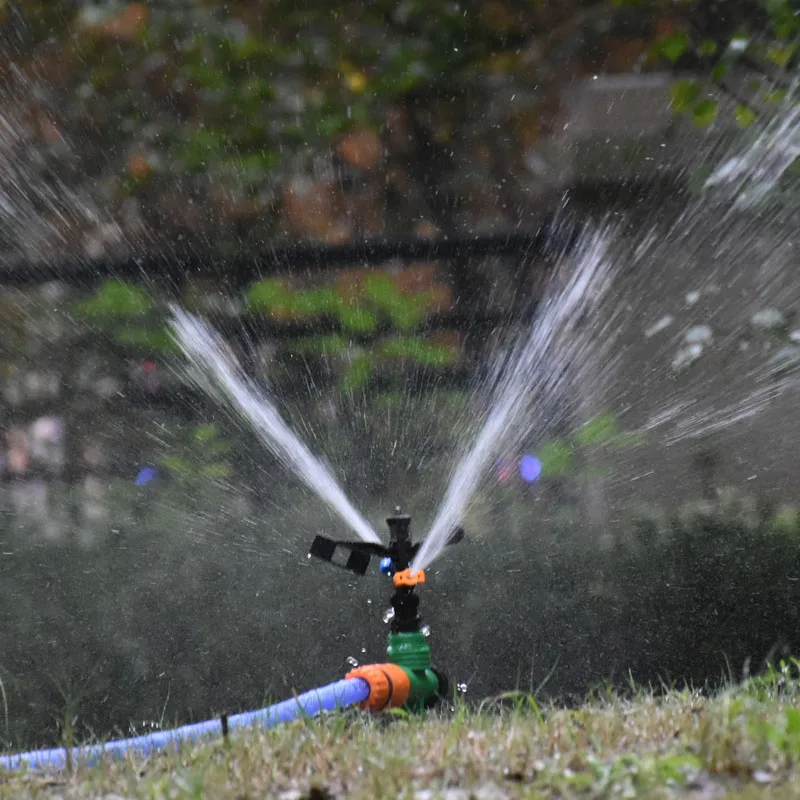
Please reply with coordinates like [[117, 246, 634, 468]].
[[248, 279, 369, 329], [180, 128, 227, 172], [773, 505, 800, 536], [537, 439, 575, 478], [340, 352, 373, 393], [765, 42, 797, 67], [698, 39, 719, 57], [7, 0, 796, 227], [73, 280, 153, 320], [739, 658, 800, 701], [247, 275, 454, 392], [71, 281, 181, 356], [336, 337, 454, 392], [766, 0, 800, 39], [247, 275, 441, 332], [194, 423, 219, 443], [735, 104, 758, 128], [654, 31, 691, 64], [338, 306, 379, 335], [668, 79, 702, 114], [362, 275, 438, 331], [113, 325, 179, 355], [667, 74, 721, 129], [286, 334, 348, 356], [160, 422, 233, 483], [655, 0, 799, 140], [246, 278, 290, 311], [574, 412, 619, 447], [65, 273, 458, 392], [535, 412, 640, 479], [288, 289, 341, 320], [378, 337, 453, 367], [748, 703, 800, 760], [72, 0, 537, 184], [692, 98, 718, 128]]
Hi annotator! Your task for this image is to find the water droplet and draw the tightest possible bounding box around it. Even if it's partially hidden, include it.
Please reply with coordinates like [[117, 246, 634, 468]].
[[685, 324, 713, 346], [346, 656, 358, 667], [671, 343, 704, 372], [752, 308, 786, 331], [421, 624, 431, 637], [729, 36, 749, 52], [456, 682, 468, 694], [644, 314, 673, 339], [383, 608, 395, 623]]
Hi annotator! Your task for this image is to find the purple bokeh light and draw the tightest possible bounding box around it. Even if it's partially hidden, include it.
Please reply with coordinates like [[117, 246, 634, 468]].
[[519, 454, 542, 483], [136, 466, 157, 486]]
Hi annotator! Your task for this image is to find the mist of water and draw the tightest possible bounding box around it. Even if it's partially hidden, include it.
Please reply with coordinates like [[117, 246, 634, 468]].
[[631, 92, 800, 447], [414, 89, 800, 572], [598, 94, 800, 453], [704, 81, 800, 211], [168, 306, 381, 544]]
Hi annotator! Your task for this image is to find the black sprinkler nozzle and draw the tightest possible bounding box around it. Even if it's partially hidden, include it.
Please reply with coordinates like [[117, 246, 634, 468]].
[[385, 512, 413, 572], [308, 513, 464, 578]]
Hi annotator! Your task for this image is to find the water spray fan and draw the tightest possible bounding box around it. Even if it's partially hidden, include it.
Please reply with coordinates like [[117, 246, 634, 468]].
[[308, 510, 464, 712]]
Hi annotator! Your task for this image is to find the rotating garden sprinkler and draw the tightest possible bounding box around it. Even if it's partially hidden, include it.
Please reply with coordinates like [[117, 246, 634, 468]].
[[0, 510, 463, 772], [308, 509, 464, 713]]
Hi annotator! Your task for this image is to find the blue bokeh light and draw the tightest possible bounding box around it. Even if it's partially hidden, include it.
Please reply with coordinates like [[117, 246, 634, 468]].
[[136, 466, 157, 486], [519, 454, 542, 483]]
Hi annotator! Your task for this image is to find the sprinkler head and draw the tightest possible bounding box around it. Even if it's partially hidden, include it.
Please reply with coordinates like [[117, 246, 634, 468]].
[[309, 510, 459, 714], [307, 513, 464, 578]]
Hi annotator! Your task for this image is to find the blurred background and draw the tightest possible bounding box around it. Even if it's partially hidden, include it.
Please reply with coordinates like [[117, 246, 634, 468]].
[[2, 0, 800, 751]]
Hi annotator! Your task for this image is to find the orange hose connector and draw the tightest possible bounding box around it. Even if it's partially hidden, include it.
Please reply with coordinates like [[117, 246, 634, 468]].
[[393, 568, 425, 587], [346, 664, 411, 711]]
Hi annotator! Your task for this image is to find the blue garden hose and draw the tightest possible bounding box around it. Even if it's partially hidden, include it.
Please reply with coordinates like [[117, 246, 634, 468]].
[[0, 677, 370, 773]]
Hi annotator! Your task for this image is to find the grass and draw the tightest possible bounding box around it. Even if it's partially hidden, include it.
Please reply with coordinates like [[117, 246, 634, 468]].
[[4, 669, 800, 798]]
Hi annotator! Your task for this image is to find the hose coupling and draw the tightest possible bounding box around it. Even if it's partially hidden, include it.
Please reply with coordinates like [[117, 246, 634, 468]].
[[346, 664, 411, 711]]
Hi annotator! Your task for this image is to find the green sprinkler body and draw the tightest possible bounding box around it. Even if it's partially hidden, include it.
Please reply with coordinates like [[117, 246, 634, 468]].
[[308, 511, 463, 712], [382, 513, 448, 711]]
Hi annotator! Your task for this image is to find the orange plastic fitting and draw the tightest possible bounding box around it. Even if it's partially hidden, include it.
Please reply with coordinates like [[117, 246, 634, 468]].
[[346, 663, 411, 711], [393, 567, 425, 588]]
